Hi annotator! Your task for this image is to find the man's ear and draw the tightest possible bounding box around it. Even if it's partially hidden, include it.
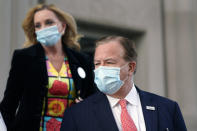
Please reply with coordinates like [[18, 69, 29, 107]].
[[128, 61, 136, 75]]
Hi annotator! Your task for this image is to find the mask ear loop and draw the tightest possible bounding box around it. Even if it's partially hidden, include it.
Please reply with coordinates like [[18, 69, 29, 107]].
[[120, 63, 129, 70], [54, 24, 62, 35], [58, 22, 66, 35], [125, 62, 135, 85], [60, 26, 65, 35], [119, 63, 130, 83]]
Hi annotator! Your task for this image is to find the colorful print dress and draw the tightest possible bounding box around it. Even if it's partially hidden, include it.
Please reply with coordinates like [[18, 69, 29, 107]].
[[40, 57, 76, 131]]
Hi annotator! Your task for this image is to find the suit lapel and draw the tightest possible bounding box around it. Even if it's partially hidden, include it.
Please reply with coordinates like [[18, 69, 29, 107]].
[[92, 92, 119, 131], [137, 88, 158, 131], [91, 88, 159, 131], [35, 44, 48, 86], [26, 43, 48, 87]]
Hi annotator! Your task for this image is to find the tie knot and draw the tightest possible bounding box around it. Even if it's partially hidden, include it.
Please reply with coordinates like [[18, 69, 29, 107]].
[[119, 99, 127, 109]]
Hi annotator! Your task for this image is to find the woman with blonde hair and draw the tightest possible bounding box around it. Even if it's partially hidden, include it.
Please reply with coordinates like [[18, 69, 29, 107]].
[[0, 4, 96, 131]]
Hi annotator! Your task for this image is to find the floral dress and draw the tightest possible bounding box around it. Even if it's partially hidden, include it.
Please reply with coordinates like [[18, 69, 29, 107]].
[[40, 57, 76, 131]]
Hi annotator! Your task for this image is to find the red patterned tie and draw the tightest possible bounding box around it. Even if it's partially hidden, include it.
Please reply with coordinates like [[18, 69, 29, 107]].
[[119, 99, 137, 131]]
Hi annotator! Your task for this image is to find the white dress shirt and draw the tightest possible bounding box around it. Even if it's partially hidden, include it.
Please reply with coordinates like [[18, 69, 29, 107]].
[[107, 84, 146, 131]]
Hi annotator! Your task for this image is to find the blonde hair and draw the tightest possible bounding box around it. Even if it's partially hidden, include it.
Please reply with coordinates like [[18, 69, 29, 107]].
[[22, 4, 81, 50]]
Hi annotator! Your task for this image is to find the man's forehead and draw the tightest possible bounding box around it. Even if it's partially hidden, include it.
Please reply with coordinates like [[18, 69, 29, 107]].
[[95, 42, 124, 54]]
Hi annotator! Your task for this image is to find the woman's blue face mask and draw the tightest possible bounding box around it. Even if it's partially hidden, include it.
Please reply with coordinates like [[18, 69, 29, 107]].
[[36, 25, 61, 46]]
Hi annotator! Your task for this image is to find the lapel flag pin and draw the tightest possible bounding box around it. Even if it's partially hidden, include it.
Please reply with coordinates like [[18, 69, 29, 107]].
[[146, 106, 155, 110]]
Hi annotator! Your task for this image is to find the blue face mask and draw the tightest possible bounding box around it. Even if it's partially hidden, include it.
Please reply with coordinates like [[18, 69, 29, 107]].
[[94, 65, 128, 95], [36, 25, 62, 46]]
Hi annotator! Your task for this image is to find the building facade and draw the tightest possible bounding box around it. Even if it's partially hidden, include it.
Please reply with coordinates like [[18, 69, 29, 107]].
[[0, 0, 196, 130]]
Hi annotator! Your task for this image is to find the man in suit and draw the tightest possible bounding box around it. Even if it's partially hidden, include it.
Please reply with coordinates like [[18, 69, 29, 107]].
[[61, 36, 187, 131]]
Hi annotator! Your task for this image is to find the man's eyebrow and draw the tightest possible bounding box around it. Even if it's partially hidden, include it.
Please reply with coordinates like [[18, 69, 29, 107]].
[[94, 57, 118, 62], [103, 58, 117, 61]]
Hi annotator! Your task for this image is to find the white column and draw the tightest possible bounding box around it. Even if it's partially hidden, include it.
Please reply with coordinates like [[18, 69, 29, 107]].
[[0, 0, 38, 101], [164, 0, 197, 130], [0, 0, 12, 101]]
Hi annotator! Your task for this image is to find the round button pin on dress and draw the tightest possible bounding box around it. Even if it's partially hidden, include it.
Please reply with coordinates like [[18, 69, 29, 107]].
[[77, 67, 86, 79]]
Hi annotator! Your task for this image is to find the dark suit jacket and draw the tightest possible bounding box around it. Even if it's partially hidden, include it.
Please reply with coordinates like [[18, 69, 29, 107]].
[[61, 87, 187, 131], [0, 43, 97, 131]]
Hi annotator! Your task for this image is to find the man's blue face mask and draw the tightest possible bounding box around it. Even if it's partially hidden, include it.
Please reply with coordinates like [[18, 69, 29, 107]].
[[36, 25, 62, 46], [94, 64, 128, 95]]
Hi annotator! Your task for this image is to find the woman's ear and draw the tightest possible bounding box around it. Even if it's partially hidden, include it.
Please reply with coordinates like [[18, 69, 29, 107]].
[[61, 23, 66, 34]]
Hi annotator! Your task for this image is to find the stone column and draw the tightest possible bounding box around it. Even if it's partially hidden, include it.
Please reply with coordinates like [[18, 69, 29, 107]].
[[0, 0, 37, 101], [164, 0, 197, 130], [0, 0, 12, 101]]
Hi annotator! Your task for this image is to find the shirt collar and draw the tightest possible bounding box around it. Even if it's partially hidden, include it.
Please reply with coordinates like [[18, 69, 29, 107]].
[[125, 84, 138, 106], [107, 84, 139, 107]]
